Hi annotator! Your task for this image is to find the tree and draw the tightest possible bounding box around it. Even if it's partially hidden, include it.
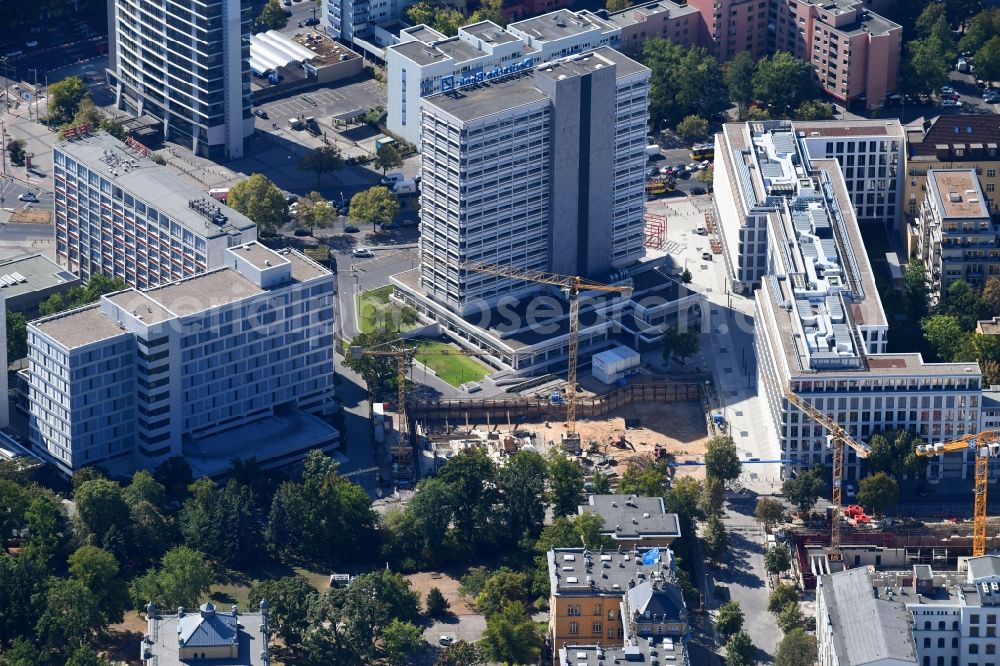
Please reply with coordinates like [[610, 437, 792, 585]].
[[330, 570, 420, 656], [382, 619, 424, 665], [298, 145, 344, 187], [768, 583, 799, 613], [425, 586, 450, 618], [435, 641, 483, 666], [22, 495, 68, 564], [433, 8, 464, 36], [343, 328, 405, 397], [642, 39, 729, 128], [726, 631, 756, 666], [703, 514, 728, 561], [374, 143, 404, 176], [227, 174, 288, 236], [129, 546, 214, 610], [64, 647, 111, 666], [35, 577, 105, 651], [258, 0, 288, 29], [6, 310, 26, 361], [547, 450, 585, 517], [68, 546, 129, 624], [293, 191, 338, 236], [975, 36, 1000, 81], [781, 468, 824, 515], [960, 9, 1000, 53], [754, 497, 785, 531], [124, 469, 166, 508], [574, 512, 609, 550], [3, 638, 42, 666], [404, 477, 454, 564], [605, 0, 632, 11], [0, 555, 48, 646], [181, 478, 263, 568], [725, 52, 756, 120], [249, 577, 318, 644], [700, 476, 725, 517], [752, 52, 817, 115], [715, 600, 744, 637], [437, 448, 497, 550], [945, 0, 983, 27], [618, 461, 670, 497], [474, 568, 531, 619], [865, 429, 925, 479], [667, 476, 705, 532], [794, 100, 834, 120], [480, 601, 541, 665], [73, 479, 130, 551], [48, 76, 88, 125], [154, 456, 193, 505], [349, 186, 400, 231], [497, 450, 547, 542], [705, 436, 742, 483], [676, 114, 709, 142], [662, 325, 699, 363], [406, 0, 437, 26], [470, 0, 507, 25], [858, 471, 900, 516], [901, 36, 952, 95], [776, 602, 803, 633], [7, 139, 26, 167], [775, 628, 817, 666], [764, 545, 792, 576], [680, 269, 693, 284], [589, 469, 612, 494], [983, 276, 1000, 316], [939, 279, 986, 330]]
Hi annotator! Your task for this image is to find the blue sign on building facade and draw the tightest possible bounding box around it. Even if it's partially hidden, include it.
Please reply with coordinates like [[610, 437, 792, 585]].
[[439, 58, 535, 93]]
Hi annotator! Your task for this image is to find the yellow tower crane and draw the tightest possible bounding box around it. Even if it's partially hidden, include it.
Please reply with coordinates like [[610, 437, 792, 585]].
[[914, 433, 1000, 557], [784, 391, 871, 558], [350, 342, 498, 477], [461, 263, 633, 447]]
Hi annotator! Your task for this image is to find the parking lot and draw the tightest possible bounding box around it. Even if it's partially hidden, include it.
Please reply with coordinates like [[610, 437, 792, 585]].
[[257, 78, 386, 129]]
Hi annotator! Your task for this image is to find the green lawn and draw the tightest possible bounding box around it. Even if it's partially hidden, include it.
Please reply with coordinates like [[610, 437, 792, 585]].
[[355, 285, 418, 334], [412, 338, 491, 387]]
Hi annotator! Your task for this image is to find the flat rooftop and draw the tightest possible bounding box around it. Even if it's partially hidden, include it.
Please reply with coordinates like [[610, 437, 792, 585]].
[[605, 0, 698, 28], [579, 495, 681, 541], [402, 24, 447, 44], [231, 241, 292, 270], [146, 269, 265, 317], [0, 254, 80, 302], [462, 20, 519, 45], [55, 131, 255, 239], [795, 119, 904, 138], [105, 291, 175, 325], [548, 547, 674, 595], [508, 9, 616, 42], [32, 304, 128, 350], [927, 169, 991, 219], [422, 71, 548, 122], [535, 46, 648, 79]]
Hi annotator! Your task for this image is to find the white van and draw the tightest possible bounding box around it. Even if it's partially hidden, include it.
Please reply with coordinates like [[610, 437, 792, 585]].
[[380, 171, 404, 186]]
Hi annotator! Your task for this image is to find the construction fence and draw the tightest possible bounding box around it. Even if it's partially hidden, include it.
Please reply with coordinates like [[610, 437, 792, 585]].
[[409, 381, 703, 425]]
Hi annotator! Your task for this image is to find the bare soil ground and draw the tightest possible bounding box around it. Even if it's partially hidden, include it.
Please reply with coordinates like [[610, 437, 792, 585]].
[[405, 570, 475, 615], [8, 208, 50, 224]]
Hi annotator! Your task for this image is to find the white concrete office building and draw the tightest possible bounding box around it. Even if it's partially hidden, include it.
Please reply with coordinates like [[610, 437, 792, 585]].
[[106, 0, 254, 159], [797, 119, 906, 230], [53, 131, 256, 290], [743, 121, 982, 481], [27, 242, 337, 477], [386, 9, 620, 146], [413, 46, 648, 311]]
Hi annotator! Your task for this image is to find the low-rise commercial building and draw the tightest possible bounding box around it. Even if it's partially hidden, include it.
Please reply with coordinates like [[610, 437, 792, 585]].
[[141, 601, 270, 665], [816, 566, 918, 666], [915, 169, 997, 302], [53, 131, 256, 291], [578, 495, 681, 547], [0, 254, 82, 316], [905, 116, 1000, 247], [27, 242, 337, 477]]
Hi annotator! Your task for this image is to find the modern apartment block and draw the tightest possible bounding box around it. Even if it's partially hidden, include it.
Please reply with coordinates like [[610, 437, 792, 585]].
[[27, 242, 337, 477], [323, 0, 418, 54], [732, 121, 983, 481], [106, 0, 253, 159], [413, 47, 648, 311], [53, 131, 256, 290], [602, 1, 701, 54], [915, 169, 997, 302], [687, 0, 900, 107], [797, 119, 905, 229], [816, 567, 918, 666], [385, 9, 619, 146], [904, 116, 1000, 233]]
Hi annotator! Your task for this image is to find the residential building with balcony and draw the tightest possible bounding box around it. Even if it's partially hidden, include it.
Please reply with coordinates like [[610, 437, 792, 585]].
[[106, 0, 253, 158], [687, 0, 770, 61], [52, 130, 256, 290], [602, 1, 702, 54], [386, 9, 620, 146], [731, 121, 984, 481], [26, 242, 337, 477], [905, 116, 1000, 250], [915, 169, 997, 302]]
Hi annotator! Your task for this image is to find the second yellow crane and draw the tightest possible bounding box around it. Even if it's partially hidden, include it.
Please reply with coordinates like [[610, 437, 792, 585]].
[[915, 433, 1000, 557]]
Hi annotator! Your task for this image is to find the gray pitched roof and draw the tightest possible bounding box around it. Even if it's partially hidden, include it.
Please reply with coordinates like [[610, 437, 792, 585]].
[[820, 568, 917, 665], [627, 580, 685, 623], [178, 603, 238, 648]]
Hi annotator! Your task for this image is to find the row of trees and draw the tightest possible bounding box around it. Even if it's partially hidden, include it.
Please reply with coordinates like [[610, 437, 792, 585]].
[[405, 0, 505, 37], [48, 77, 126, 140], [639, 41, 823, 134]]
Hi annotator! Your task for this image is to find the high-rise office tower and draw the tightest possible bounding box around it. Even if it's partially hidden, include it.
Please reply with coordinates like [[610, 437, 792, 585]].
[[106, 0, 254, 159], [414, 46, 649, 314]]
